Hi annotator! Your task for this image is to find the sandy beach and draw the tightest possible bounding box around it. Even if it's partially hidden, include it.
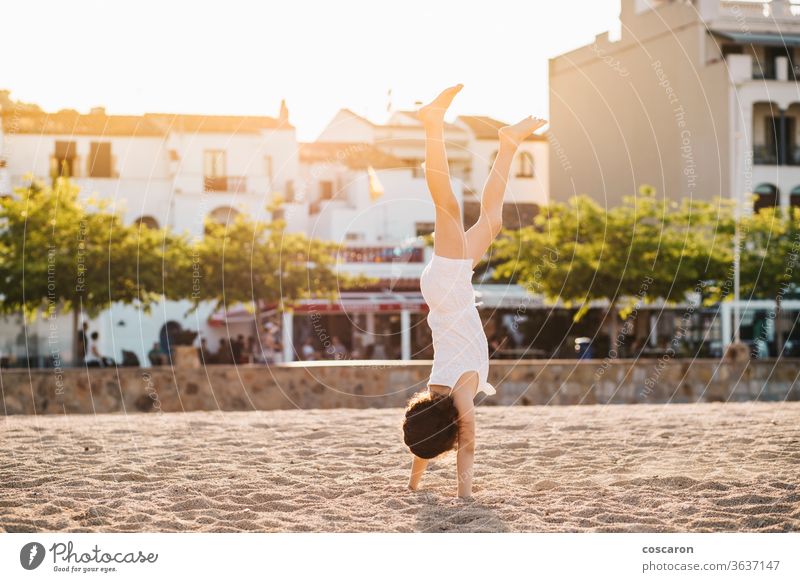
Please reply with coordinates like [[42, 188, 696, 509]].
[[2, 403, 799, 533]]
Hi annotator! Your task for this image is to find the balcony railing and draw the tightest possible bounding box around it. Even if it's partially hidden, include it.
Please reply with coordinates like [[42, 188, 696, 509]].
[[203, 175, 247, 193], [754, 144, 778, 165], [789, 146, 800, 166], [753, 144, 800, 166], [720, 0, 800, 19], [340, 246, 425, 264], [309, 195, 350, 215]]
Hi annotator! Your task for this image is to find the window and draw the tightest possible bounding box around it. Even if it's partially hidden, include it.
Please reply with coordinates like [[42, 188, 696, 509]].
[[51, 141, 77, 178], [753, 102, 800, 166], [135, 216, 159, 230], [265, 156, 273, 182], [88, 142, 113, 178], [203, 150, 227, 191], [344, 232, 364, 241], [320, 181, 334, 200], [517, 152, 534, 178], [489, 151, 498, 173], [721, 44, 743, 58], [753, 183, 779, 213], [205, 206, 240, 234], [404, 159, 424, 178], [285, 180, 295, 203], [790, 185, 800, 208]]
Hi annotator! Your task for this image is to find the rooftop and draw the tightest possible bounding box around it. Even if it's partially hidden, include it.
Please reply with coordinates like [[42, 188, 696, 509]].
[[299, 142, 407, 170], [0, 106, 292, 137], [458, 115, 547, 142]]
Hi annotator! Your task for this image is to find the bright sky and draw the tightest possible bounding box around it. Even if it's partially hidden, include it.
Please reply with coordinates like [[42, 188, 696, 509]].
[[2, 0, 620, 140]]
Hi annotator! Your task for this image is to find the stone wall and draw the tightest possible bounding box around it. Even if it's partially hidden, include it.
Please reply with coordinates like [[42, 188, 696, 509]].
[[1, 359, 798, 415]]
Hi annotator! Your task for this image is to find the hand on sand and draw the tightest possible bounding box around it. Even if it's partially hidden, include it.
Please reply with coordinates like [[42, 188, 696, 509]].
[[499, 116, 548, 147], [418, 84, 463, 125]]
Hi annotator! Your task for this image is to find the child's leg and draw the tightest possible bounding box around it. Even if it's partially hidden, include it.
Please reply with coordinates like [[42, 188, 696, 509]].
[[465, 116, 547, 266], [419, 85, 467, 260]]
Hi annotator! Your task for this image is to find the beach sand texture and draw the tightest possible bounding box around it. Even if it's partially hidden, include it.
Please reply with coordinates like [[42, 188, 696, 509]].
[[2, 403, 799, 532]]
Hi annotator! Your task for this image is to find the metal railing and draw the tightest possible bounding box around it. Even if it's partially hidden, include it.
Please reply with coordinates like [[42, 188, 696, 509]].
[[339, 246, 425, 264], [203, 175, 247, 193]]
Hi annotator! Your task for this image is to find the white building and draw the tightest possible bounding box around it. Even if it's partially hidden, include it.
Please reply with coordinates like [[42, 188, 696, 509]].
[[0, 98, 538, 367], [548, 0, 800, 353], [291, 109, 546, 361], [550, 0, 800, 211], [0, 104, 296, 235], [317, 108, 550, 210], [0, 101, 297, 366]]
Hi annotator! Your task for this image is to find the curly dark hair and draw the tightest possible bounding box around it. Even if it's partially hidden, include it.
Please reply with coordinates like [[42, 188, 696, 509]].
[[402, 391, 459, 459]]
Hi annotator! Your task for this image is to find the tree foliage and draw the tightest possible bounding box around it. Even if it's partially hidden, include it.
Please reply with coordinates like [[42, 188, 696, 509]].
[[0, 177, 191, 320], [492, 186, 800, 336], [192, 207, 363, 312]]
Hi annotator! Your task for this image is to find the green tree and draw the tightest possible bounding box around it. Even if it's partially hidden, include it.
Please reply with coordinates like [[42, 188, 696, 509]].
[[733, 204, 800, 349], [193, 206, 361, 315], [492, 188, 733, 355], [0, 177, 192, 363]]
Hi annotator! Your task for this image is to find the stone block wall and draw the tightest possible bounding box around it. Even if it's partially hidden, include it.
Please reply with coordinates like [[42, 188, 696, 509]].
[[1, 359, 797, 415]]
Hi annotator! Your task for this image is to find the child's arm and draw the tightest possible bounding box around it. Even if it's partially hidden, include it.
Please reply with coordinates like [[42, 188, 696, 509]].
[[456, 407, 476, 498], [408, 456, 429, 490]]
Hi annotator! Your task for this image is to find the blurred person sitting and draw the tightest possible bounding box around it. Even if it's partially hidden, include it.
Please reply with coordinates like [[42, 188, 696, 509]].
[[85, 331, 114, 367], [329, 336, 348, 360], [301, 338, 317, 361], [217, 338, 234, 364], [148, 342, 166, 366]]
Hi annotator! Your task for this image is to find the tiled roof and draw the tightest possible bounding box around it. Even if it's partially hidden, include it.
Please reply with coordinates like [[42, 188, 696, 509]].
[[389, 110, 465, 132], [458, 115, 546, 142], [1, 110, 292, 136], [299, 142, 407, 170], [1, 110, 165, 136], [338, 108, 376, 126], [145, 113, 292, 133]]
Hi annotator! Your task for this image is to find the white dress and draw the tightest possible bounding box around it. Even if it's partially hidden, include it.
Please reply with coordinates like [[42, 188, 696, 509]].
[[420, 253, 496, 396]]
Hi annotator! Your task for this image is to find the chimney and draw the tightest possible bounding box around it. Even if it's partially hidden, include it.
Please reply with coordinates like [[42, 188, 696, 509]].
[[90, 106, 106, 116], [278, 99, 289, 125]]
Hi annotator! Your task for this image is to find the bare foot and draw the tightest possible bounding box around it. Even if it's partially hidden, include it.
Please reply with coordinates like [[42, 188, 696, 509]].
[[499, 116, 547, 147], [418, 84, 463, 126]]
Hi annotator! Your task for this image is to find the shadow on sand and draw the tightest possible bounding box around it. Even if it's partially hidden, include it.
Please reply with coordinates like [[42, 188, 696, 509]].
[[415, 495, 509, 532]]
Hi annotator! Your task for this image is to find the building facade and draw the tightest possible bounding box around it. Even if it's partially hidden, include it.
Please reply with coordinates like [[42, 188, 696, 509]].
[[549, 0, 800, 211], [317, 108, 550, 211], [0, 98, 535, 367], [548, 0, 800, 353]]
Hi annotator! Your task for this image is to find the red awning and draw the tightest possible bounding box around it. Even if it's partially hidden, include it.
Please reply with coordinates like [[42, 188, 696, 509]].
[[208, 292, 428, 325]]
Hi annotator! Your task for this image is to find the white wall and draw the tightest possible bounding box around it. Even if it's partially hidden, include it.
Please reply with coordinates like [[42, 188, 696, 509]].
[[316, 110, 375, 143], [467, 139, 549, 205], [4, 134, 170, 182], [0, 120, 300, 363], [169, 129, 296, 196], [307, 168, 448, 245]]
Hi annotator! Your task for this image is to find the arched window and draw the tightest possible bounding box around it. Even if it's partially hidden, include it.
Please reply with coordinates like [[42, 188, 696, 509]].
[[208, 206, 240, 224], [753, 183, 780, 213], [134, 215, 160, 230], [205, 206, 240, 234], [790, 185, 800, 208], [488, 151, 498, 173], [517, 152, 534, 178]]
